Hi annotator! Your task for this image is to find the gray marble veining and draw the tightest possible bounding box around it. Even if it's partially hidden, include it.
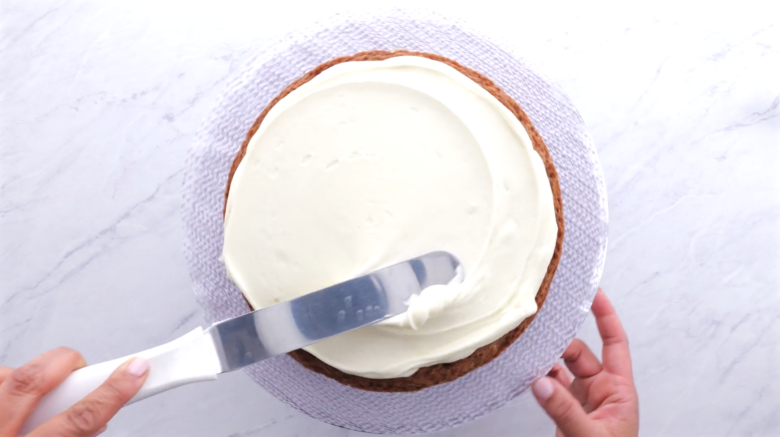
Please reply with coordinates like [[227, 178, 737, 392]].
[[1, 1, 778, 436]]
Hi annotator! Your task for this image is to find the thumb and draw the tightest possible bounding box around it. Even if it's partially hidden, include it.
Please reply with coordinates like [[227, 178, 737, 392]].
[[532, 376, 598, 437]]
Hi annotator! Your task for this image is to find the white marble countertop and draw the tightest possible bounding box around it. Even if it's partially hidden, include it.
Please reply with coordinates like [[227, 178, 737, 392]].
[[1, 1, 778, 436]]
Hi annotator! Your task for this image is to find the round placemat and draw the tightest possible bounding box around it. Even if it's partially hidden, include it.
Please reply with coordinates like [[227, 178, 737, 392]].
[[182, 9, 608, 435]]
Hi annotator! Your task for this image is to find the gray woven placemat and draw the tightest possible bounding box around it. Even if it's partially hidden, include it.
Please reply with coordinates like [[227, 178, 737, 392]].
[[182, 9, 608, 434]]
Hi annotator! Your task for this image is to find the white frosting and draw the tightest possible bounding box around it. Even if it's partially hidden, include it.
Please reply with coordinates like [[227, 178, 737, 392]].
[[223, 56, 558, 379]]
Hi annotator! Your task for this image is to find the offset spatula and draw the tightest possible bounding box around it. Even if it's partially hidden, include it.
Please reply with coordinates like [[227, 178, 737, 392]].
[[21, 251, 462, 434]]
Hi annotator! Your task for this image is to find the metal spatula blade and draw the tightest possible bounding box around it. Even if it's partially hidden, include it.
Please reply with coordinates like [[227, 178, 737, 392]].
[[21, 251, 462, 435], [208, 250, 461, 372]]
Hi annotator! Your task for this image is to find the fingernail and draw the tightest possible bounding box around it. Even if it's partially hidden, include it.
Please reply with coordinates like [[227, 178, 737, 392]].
[[532, 376, 555, 401], [91, 425, 106, 436], [127, 357, 150, 377]]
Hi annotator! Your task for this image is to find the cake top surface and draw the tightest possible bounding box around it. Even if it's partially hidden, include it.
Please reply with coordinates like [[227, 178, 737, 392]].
[[222, 56, 558, 378]]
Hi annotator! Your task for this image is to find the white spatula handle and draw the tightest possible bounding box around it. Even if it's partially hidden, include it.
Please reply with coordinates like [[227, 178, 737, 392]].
[[20, 327, 220, 435]]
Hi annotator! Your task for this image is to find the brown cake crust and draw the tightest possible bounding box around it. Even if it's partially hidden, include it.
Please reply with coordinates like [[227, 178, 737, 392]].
[[224, 51, 564, 392]]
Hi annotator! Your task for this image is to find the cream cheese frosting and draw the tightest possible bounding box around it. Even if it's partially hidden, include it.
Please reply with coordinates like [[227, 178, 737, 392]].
[[222, 56, 558, 379]]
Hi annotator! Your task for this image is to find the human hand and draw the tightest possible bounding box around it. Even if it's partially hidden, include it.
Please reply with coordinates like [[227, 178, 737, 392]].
[[0, 349, 149, 437], [532, 288, 639, 437]]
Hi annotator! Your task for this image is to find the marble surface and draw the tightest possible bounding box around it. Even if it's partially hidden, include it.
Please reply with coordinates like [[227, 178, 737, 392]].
[[1, 1, 777, 436]]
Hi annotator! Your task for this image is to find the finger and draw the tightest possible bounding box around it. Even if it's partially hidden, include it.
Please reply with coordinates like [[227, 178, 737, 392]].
[[568, 378, 591, 410], [562, 339, 603, 378], [592, 288, 633, 378], [29, 357, 149, 437], [532, 376, 601, 437], [547, 363, 573, 387], [0, 348, 86, 436], [0, 366, 13, 385]]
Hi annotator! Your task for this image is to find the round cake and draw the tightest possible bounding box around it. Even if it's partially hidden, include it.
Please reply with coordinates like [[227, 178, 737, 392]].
[[222, 51, 564, 392]]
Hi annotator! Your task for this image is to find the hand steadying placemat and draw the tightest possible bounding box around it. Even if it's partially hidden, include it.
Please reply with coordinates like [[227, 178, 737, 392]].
[[182, 8, 608, 434]]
